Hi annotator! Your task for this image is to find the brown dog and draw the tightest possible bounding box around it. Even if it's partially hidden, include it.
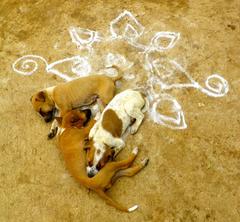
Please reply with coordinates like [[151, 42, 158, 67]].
[[31, 68, 121, 138], [57, 110, 149, 212]]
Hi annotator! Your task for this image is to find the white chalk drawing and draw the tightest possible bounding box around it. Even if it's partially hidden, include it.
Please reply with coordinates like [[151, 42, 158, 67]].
[[105, 52, 133, 69], [145, 56, 229, 97], [109, 10, 144, 41], [12, 55, 91, 81], [149, 93, 187, 129], [149, 32, 180, 52], [12, 10, 229, 130], [12, 55, 48, 76], [69, 27, 101, 52], [123, 72, 135, 80]]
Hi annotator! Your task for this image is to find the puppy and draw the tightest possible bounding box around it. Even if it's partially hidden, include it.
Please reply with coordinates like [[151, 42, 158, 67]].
[[57, 110, 149, 212], [87, 89, 147, 176], [31, 67, 121, 138]]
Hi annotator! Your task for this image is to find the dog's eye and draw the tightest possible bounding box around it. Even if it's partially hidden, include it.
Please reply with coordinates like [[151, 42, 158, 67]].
[[70, 117, 78, 123]]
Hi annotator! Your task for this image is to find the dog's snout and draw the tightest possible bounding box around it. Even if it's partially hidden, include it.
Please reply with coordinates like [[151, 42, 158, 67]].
[[87, 166, 98, 178], [44, 117, 52, 123], [40, 109, 54, 123], [87, 171, 95, 178]]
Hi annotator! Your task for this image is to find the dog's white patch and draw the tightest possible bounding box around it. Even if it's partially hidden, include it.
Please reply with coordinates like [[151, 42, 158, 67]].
[[132, 147, 138, 155], [45, 86, 56, 94], [141, 158, 149, 166], [128, 205, 138, 212], [92, 142, 105, 166]]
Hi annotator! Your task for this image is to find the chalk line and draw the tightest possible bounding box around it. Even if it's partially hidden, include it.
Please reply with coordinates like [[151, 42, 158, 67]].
[[12, 10, 230, 130], [109, 10, 145, 41], [145, 55, 229, 97], [12, 55, 92, 81], [148, 93, 187, 130], [69, 26, 102, 52]]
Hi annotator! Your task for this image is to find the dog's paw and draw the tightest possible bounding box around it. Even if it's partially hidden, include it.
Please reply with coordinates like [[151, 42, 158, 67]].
[[48, 127, 58, 140], [48, 132, 55, 140], [132, 147, 138, 155], [118, 140, 125, 148], [141, 158, 149, 166], [129, 126, 138, 135]]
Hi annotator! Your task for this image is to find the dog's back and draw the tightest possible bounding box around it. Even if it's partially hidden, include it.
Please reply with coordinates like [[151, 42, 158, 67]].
[[53, 75, 115, 111], [103, 89, 145, 133]]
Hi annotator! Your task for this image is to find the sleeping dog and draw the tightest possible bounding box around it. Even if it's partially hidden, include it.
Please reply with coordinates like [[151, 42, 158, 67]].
[[57, 110, 149, 212], [31, 67, 121, 139], [86, 89, 147, 177]]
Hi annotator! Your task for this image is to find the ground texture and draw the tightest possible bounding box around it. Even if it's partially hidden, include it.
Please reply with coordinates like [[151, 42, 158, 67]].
[[0, 0, 239, 221]]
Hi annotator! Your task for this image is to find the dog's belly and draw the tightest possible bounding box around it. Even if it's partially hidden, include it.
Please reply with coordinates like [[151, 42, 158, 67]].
[[70, 93, 98, 108]]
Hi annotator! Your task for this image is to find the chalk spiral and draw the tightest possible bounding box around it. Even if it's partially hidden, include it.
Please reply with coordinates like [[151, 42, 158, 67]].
[[199, 74, 229, 97], [12, 55, 48, 76]]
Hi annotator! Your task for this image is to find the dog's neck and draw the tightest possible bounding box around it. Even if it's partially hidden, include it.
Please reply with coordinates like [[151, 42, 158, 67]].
[[45, 86, 56, 105], [59, 128, 91, 181], [58, 119, 97, 188]]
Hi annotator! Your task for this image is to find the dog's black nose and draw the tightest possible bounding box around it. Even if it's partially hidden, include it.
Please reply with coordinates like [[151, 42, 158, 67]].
[[45, 118, 52, 123], [87, 166, 98, 178], [87, 171, 95, 178], [44, 113, 54, 123]]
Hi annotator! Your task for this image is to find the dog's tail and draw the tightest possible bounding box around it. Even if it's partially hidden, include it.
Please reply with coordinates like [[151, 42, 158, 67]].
[[96, 190, 138, 212], [105, 65, 124, 82]]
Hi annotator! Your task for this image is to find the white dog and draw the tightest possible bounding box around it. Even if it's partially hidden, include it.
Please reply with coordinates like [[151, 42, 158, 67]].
[[86, 89, 147, 177]]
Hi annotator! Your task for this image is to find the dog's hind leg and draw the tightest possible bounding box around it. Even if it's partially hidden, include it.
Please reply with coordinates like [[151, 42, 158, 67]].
[[104, 135, 125, 151], [111, 158, 149, 185], [126, 107, 144, 135], [110, 147, 139, 171]]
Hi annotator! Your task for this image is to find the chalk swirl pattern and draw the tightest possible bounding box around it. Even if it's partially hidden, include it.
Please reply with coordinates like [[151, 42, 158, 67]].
[[12, 55, 48, 76], [12, 10, 229, 130]]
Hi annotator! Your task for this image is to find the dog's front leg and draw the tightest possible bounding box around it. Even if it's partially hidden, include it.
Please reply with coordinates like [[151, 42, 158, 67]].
[[89, 122, 100, 139], [96, 98, 105, 112], [104, 136, 125, 154], [48, 119, 59, 139]]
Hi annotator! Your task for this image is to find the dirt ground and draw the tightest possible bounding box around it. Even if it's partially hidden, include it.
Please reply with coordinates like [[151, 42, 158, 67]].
[[0, 0, 240, 221]]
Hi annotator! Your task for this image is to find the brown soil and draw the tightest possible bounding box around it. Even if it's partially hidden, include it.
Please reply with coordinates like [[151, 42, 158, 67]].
[[0, 0, 239, 221]]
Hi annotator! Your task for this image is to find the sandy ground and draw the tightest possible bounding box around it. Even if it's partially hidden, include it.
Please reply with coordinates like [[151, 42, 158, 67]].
[[0, 0, 240, 221]]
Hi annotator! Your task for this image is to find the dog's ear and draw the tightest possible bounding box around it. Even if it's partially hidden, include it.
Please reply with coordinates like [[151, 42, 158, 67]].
[[36, 91, 46, 102], [55, 117, 62, 125]]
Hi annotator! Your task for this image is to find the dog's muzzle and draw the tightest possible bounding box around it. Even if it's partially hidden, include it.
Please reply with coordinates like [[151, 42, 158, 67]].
[[39, 108, 56, 123], [87, 166, 98, 178]]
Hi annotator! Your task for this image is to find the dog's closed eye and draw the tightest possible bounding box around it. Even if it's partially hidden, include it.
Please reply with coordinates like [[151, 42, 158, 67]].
[[70, 117, 79, 123]]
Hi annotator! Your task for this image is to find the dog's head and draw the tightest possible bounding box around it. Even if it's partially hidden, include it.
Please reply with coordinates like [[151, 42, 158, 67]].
[[58, 109, 91, 129], [85, 142, 115, 177], [30, 91, 55, 123]]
